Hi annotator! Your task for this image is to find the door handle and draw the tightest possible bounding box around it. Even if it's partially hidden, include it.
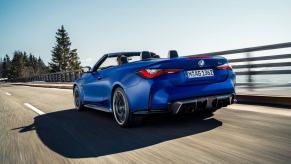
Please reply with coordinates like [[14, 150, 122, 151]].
[[97, 76, 102, 80]]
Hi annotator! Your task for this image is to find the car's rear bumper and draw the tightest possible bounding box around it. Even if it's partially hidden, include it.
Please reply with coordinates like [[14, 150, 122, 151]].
[[151, 78, 235, 109], [133, 93, 235, 115]]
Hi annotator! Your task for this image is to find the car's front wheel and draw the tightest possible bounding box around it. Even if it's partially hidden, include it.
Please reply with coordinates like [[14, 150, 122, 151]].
[[73, 86, 85, 111], [112, 87, 136, 127]]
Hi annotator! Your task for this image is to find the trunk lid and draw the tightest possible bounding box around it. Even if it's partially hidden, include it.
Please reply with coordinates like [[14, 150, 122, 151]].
[[148, 56, 229, 85]]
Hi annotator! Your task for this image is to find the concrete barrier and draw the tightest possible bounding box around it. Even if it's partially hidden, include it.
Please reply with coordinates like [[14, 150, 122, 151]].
[[11, 83, 73, 89], [236, 94, 291, 108]]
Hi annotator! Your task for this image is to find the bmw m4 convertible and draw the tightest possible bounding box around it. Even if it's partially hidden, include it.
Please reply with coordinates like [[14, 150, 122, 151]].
[[73, 51, 236, 127]]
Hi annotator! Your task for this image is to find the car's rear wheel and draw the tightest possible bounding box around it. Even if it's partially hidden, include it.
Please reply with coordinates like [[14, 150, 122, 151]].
[[112, 87, 136, 127], [74, 86, 85, 111]]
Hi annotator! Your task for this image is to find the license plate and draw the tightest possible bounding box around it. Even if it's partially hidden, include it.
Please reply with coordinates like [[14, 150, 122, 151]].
[[187, 69, 214, 78]]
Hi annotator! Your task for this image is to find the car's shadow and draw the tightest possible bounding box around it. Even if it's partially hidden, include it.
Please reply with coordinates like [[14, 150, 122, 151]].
[[12, 108, 222, 158]]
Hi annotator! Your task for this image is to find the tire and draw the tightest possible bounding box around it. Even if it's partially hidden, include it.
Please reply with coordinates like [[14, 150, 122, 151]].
[[112, 87, 136, 127], [73, 86, 85, 111]]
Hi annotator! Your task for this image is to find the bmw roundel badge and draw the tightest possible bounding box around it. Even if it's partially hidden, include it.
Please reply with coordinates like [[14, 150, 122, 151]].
[[198, 59, 205, 67]]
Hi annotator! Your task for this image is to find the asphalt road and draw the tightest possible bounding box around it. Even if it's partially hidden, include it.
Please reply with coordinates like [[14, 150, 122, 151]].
[[0, 84, 291, 164]]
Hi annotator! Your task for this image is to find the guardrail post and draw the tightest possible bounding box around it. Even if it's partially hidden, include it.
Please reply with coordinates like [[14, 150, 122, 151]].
[[61, 73, 64, 82], [65, 72, 68, 82], [68, 72, 72, 82], [72, 71, 76, 81], [246, 52, 254, 91], [63, 72, 65, 82], [60, 73, 62, 82]]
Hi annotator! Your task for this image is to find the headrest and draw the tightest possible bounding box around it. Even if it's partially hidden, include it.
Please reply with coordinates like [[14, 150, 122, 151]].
[[141, 51, 151, 60], [168, 50, 178, 58], [120, 55, 128, 64], [153, 54, 160, 58]]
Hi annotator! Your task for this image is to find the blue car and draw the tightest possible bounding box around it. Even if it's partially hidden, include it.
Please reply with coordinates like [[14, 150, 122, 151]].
[[73, 51, 236, 127]]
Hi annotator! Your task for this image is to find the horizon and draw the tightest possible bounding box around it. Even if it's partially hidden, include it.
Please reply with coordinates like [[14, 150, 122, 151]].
[[1, 0, 291, 66]]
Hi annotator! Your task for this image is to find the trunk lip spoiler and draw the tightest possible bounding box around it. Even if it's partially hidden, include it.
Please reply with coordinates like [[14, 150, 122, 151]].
[[187, 56, 213, 59]]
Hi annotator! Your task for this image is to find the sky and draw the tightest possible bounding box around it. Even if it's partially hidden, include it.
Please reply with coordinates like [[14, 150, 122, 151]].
[[1, 0, 291, 67]]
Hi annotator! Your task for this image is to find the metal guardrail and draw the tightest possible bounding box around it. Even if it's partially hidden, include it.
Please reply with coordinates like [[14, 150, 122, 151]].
[[7, 42, 291, 85], [9, 71, 82, 83], [193, 42, 291, 88], [194, 42, 291, 56]]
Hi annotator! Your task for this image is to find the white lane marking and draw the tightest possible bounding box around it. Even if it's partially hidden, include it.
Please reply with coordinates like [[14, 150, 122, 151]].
[[5, 92, 11, 96], [24, 103, 45, 115], [228, 104, 291, 117]]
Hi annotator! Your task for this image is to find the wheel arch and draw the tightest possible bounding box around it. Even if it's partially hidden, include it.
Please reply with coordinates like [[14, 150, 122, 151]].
[[73, 83, 77, 91], [73, 83, 85, 105], [111, 84, 123, 105], [110, 83, 131, 111]]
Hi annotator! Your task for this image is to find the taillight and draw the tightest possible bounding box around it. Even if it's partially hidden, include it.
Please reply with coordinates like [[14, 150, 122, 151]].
[[216, 63, 232, 70], [137, 69, 182, 78]]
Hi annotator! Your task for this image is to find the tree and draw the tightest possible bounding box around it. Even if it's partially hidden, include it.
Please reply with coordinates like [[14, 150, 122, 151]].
[[8, 51, 48, 79], [37, 57, 48, 74], [10, 51, 28, 78], [2, 54, 11, 78], [68, 49, 81, 71], [0, 57, 3, 78], [49, 25, 81, 72]]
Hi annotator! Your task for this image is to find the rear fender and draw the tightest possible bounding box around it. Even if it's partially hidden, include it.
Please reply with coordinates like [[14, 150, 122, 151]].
[[110, 82, 126, 109]]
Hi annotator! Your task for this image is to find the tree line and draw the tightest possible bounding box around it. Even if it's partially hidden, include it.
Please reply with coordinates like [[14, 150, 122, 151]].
[[0, 25, 81, 79], [0, 52, 47, 79]]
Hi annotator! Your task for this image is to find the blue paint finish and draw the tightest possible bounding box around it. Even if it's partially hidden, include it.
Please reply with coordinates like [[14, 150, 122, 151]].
[[74, 53, 236, 113]]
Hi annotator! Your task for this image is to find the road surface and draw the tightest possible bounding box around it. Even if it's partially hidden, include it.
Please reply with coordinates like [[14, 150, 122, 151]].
[[0, 84, 290, 164]]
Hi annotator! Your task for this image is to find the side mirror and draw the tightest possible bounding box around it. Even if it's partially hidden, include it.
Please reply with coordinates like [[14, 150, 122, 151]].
[[81, 66, 92, 73]]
